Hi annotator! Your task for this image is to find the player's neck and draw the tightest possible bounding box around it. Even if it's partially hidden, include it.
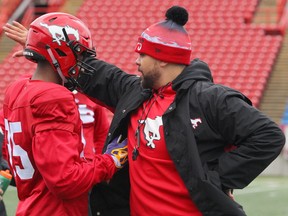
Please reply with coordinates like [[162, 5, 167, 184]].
[[32, 63, 62, 85]]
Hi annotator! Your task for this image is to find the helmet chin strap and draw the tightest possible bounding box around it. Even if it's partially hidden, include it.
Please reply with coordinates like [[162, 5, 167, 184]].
[[46, 45, 67, 85]]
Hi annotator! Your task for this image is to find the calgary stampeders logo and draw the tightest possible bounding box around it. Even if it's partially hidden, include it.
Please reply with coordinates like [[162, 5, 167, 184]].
[[136, 42, 142, 51], [190, 118, 202, 129], [40, 22, 80, 45], [136, 38, 144, 51]]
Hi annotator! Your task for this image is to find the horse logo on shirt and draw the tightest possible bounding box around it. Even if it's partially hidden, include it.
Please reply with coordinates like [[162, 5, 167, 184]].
[[139, 116, 163, 149], [191, 118, 202, 129], [40, 22, 80, 45]]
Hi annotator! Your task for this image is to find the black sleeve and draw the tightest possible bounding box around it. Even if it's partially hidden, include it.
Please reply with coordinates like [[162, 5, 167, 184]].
[[77, 57, 140, 109], [205, 87, 285, 189]]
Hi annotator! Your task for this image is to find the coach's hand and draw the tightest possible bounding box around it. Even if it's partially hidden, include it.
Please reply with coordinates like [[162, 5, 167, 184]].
[[225, 189, 234, 200], [105, 135, 128, 169], [3, 21, 28, 57]]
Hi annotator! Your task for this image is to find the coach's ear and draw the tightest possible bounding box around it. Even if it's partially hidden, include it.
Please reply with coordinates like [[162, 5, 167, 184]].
[[159, 60, 168, 67]]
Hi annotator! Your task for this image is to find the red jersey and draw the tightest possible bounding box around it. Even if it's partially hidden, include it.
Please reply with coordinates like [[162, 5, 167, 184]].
[[74, 91, 110, 159], [2, 78, 116, 216], [128, 84, 202, 216]]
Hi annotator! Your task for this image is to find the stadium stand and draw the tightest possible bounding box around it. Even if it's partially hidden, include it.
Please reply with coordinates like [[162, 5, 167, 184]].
[[0, 0, 21, 34], [75, 0, 286, 108], [0, 0, 287, 111]]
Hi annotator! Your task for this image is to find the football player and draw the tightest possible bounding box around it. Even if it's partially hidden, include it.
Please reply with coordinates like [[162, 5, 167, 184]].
[[2, 12, 127, 216]]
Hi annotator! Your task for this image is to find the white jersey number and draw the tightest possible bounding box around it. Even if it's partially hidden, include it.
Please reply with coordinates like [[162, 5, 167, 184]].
[[5, 119, 35, 180]]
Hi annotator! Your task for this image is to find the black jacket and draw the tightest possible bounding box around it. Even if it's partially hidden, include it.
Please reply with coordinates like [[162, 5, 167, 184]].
[[80, 58, 285, 216]]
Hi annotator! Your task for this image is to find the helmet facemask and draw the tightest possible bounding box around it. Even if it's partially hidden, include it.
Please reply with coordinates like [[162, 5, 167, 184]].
[[62, 29, 96, 90]]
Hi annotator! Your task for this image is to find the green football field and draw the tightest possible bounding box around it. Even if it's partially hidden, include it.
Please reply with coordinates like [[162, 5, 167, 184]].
[[234, 176, 288, 216], [3, 176, 288, 216]]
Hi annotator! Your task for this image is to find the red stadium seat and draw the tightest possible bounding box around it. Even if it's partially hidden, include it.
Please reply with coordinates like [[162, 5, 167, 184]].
[[0, 0, 283, 108]]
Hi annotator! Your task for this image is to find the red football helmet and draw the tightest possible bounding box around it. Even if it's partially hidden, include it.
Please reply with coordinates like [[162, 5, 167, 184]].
[[24, 12, 96, 87]]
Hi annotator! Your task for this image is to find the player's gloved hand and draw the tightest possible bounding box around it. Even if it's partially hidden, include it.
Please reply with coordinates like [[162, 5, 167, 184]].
[[105, 135, 128, 169]]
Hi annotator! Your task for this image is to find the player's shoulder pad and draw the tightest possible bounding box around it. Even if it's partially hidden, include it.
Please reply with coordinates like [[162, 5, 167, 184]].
[[31, 83, 75, 105]]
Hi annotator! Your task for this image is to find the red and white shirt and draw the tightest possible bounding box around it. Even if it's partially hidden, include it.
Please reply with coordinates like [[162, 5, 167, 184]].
[[128, 84, 202, 216]]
